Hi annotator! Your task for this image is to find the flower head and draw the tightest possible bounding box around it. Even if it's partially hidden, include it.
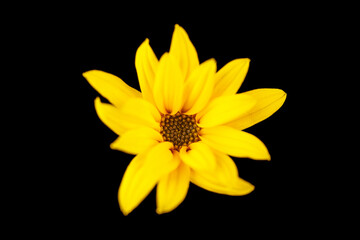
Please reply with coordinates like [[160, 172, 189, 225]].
[[83, 24, 287, 215]]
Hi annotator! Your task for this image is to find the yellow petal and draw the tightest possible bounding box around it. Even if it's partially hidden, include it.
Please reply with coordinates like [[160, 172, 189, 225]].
[[153, 53, 184, 114], [119, 97, 161, 131], [179, 142, 216, 171], [118, 142, 180, 216], [83, 70, 141, 108], [94, 97, 128, 135], [182, 59, 216, 115], [212, 58, 250, 99], [156, 159, 190, 214], [197, 94, 256, 128], [227, 88, 287, 130], [135, 39, 159, 105], [200, 126, 271, 160], [118, 150, 149, 216], [169, 24, 199, 81], [110, 127, 162, 155], [190, 150, 254, 196]]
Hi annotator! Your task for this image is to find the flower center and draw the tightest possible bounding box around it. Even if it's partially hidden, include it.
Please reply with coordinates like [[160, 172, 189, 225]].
[[160, 112, 201, 151]]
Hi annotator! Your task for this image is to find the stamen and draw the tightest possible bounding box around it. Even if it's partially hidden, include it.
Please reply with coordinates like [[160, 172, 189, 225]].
[[160, 112, 201, 151]]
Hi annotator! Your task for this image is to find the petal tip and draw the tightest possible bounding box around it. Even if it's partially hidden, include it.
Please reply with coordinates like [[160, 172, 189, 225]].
[[236, 179, 255, 196], [258, 145, 271, 161], [93, 96, 101, 105], [82, 69, 96, 79], [82, 71, 89, 78], [241, 58, 251, 63], [248, 183, 255, 194], [155, 207, 165, 215], [277, 89, 287, 97], [283, 91, 287, 99], [109, 139, 121, 151], [157, 52, 170, 64], [275, 89, 287, 105], [208, 58, 217, 66], [118, 193, 131, 216], [120, 207, 130, 216], [120, 204, 132, 216], [142, 38, 150, 46]]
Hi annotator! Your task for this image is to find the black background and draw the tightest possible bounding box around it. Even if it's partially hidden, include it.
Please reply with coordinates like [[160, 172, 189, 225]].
[[72, 5, 328, 234]]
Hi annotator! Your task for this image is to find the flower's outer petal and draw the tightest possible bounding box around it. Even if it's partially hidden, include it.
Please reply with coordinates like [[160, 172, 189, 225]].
[[135, 39, 159, 105], [120, 97, 161, 131], [179, 142, 216, 171], [110, 127, 162, 155], [200, 126, 271, 160], [212, 59, 250, 99], [156, 157, 190, 214], [153, 53, 184, 115], [95, 97, 161, 135], [94, 97, 128, 135], [118, 142, 180, 216], [191, 150, 255, 196], [182, 59, 216, 115], [83, 70, 141, 108], [169, 24, 199, 81], [226, 88, 287, 130], [197, 94, 256, 128]]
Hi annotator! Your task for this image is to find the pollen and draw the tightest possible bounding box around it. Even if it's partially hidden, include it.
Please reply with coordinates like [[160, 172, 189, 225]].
[[160, 112, 201, 151]]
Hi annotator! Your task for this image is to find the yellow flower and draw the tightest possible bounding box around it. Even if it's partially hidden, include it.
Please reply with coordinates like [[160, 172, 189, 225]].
[[83, 24, 287, 215]]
